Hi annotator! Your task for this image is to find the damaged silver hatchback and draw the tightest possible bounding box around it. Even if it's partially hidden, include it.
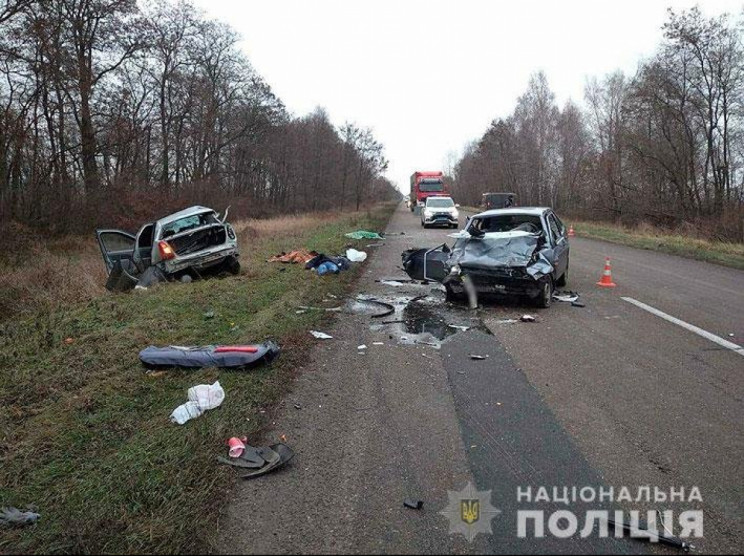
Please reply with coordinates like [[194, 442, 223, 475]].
[[403, 207, 569, 308], [96, 206, 240, 291]]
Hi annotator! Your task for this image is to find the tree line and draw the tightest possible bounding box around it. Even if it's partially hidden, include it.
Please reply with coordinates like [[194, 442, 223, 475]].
[[0, 0, 395, 233], [452, 8, 744, 240]]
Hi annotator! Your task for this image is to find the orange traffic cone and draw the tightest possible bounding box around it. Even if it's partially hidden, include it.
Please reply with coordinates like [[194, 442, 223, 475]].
[[596, 257, 617, 288], [568, 225, 575, 238]]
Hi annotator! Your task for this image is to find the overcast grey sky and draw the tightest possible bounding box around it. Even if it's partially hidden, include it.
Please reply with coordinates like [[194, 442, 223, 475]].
[[191, 0, 742, 191]]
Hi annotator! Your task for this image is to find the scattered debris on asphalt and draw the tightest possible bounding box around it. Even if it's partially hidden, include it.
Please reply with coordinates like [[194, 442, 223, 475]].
[[1, 507, 40, 527], [553, 291, 580, 303], [403, 499, 424, 510], [520, 315, 536, 322], [218, 442, 295, 480], [218, 443, 295, 480], [373, 342, 384, 346], [346, 297, 396, 318], [571, 301, 586, 308], [345, 230, 384, 240], [496, 319, 518, 324], [140, 342, 280, 370], [357, 344, 367, 350], [470, 354, 489, 360], [448, 324, 470, 332], [310, 331, 333, 340], [170, 381, 225, 425]]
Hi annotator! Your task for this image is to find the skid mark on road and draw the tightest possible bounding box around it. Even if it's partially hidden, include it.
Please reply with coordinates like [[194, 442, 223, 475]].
[[622, 296, 744, 357]]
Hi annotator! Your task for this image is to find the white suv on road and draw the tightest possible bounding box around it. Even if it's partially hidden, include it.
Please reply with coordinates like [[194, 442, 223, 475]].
[[421, 196, 459, 229]]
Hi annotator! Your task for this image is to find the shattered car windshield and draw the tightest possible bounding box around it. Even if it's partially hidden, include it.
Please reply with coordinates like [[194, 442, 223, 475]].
[[161, 212, 219, 238], [468, 214, 543, 235], [427, 198, 455, 208]]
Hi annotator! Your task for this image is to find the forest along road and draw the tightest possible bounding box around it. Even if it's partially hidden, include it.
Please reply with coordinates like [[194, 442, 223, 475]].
[[217, 202, 743, 554]]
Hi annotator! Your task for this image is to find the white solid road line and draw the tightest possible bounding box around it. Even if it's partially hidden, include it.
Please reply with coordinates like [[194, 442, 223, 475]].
[[622, 297, 744, 357]]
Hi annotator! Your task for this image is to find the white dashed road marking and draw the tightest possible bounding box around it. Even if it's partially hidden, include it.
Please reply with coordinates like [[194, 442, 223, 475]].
[[622, 296, 744, 357]]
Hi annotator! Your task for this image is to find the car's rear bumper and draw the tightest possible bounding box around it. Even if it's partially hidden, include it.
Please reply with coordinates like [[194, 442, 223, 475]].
[[162, 246, 239, 275]]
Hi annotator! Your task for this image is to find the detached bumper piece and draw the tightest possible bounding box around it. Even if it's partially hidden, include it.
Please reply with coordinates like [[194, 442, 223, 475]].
[[139, 341, 280, 370]]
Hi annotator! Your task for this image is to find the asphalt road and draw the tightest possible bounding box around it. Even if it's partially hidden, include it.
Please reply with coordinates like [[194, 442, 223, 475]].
[[217, 203, 743, 554]]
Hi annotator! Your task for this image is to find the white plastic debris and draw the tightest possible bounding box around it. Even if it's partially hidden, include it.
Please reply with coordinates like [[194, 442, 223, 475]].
[[520, 315, 536, 322], [346, 248, 368, 262], [170, 401, 203, 425], [553, 292, 579, 303], [448, 325, 470, 332], [310, 330, 333, 339], [188, 381, 225, 410], [373, 342, 384, 346], [358, 344, 367, 350], [170, 381, 225, 425]]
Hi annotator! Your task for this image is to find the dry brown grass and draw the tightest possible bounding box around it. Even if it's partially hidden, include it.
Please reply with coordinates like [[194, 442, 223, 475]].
[[232, 211, 342, 238], [0, 224, 107, 319], [0, 209, 368, 321]]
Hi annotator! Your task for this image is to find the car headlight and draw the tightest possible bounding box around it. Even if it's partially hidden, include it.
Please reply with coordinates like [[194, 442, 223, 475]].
[[424, 210, 433, 217]]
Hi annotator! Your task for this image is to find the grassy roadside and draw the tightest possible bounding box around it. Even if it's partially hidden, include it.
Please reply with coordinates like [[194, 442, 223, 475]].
[[0, 204, 394, 554], [569, 220, 744, 270]]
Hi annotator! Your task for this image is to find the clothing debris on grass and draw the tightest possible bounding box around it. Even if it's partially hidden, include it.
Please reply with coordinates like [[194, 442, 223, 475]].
[[345, 230, 384, 240], [268, 250, 319, 264], [1, 507, 40, 527], [170, 381, 225, 425]]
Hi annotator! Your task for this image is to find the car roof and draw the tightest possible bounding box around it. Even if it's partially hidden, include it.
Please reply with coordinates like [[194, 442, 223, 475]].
[[157, 205, 215, 225], [472, 207, 551, 218]]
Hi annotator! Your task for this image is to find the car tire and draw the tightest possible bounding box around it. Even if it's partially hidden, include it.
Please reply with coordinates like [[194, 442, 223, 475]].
[[535, 277, 553, 308], [222, 255, 241, 275]]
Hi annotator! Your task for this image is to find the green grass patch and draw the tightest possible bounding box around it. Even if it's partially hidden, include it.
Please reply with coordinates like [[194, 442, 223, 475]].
[[0, 204, 394, 554], [570, 220, 744, 270]]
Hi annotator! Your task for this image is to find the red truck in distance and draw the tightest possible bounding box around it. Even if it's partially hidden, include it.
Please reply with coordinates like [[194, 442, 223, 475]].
[[409, 171, 448, 212]]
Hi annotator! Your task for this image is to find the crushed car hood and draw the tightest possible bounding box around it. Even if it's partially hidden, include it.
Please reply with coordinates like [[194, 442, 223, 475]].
[[448, 230, 554, 279]]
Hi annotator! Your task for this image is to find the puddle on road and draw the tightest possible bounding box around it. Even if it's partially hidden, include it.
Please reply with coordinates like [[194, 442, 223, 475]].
[[360, 290, 491, 348]]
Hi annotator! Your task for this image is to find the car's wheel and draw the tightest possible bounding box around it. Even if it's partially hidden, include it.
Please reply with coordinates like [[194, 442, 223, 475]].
[[535, 277, 553, 308], [221, 255, 241, 275]]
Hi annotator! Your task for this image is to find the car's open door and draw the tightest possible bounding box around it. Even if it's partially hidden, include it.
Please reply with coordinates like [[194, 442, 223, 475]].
[[95, 229, 136, 274]]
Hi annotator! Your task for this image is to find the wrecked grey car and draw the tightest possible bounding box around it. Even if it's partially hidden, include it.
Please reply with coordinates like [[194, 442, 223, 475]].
[[96, 206, 240, 291], [403, 207, 569, 308]]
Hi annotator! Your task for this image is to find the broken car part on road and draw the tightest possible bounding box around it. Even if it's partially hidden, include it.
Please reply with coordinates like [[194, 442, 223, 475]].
[[139, 342, 280, 370], [97, 205, 240, 292]]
